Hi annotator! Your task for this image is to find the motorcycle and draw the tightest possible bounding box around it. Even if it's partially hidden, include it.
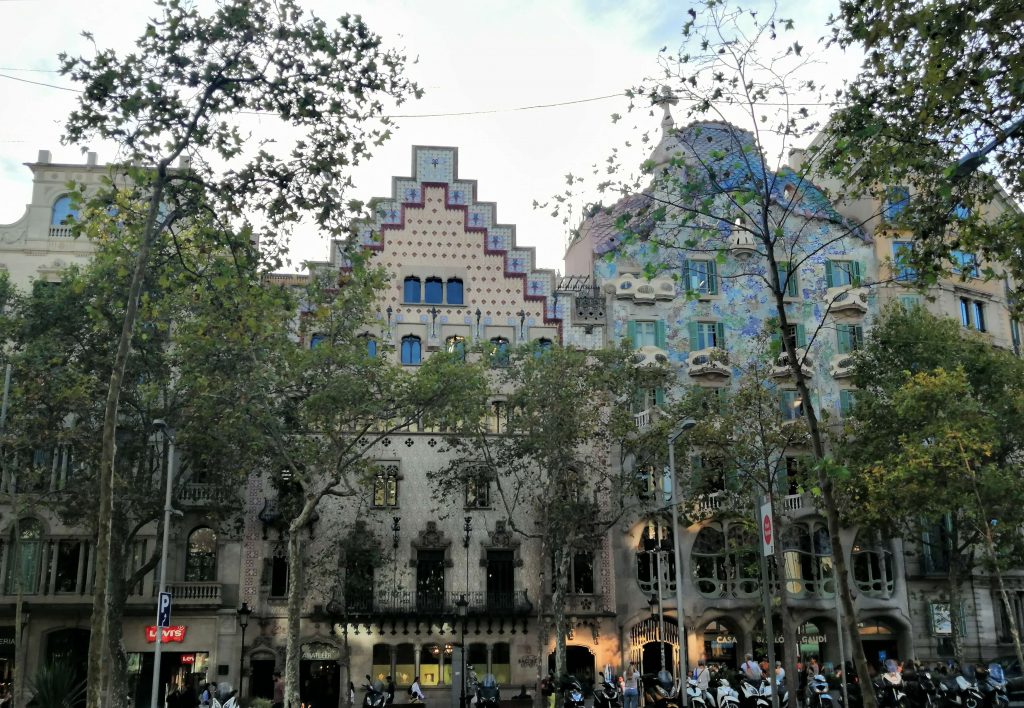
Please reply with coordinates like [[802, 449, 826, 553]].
[[712, 678, 741, 708], [563, 676, 586, 708], [648, 671, 682, 708], [976, 664, 1009, 708], [875, 661, 908, 708], [738, 676, 761, 708], [687, 678, 711, 708], [363, 676, 388, 708], [593, 679, 622, 708], [477, 673, 501, 708], [906, 670, 937, 708], [757, 677, 788, 708], [807, 674, 837, 708], [937, 668, 983, 708]]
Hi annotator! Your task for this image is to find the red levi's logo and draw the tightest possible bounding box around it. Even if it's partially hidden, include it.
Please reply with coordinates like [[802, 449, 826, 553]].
[[145, 626, 187, 643]]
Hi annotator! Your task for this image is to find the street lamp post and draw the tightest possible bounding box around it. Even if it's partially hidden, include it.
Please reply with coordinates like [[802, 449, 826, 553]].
[[457, 595, 469, 708], [668, 418, 697, 679], [150, 422, 177, 708], [237, 602, 253, 696], [393, 516, 401, 597]]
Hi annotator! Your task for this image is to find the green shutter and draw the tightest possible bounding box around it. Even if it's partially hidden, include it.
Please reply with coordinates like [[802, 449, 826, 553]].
[[715, 322, 725, 349], [655, 387, 665, 406], [787, 264, 799, 297], [633, 387, 645, 412], [851, 261, 863, 285], [655, 319, 667, 349], [627, 320, 638, 349], [688, 321, 699, 351], [840, 390, 853, 416], [776, 461, 789, 496], [680, 259, 690, 290], [725, 467, 741, 492], [825, 260, 835, 288], [796, 324, 807, 348], [707, 260, 719, 295], [690, 454, 704, 488], [770, 328, 781, 355]]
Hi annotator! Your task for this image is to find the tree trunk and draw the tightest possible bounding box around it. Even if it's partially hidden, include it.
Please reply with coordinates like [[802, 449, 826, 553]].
[[552, 547, 572, 697], [86, 175, 168, 708], [962, 440, 1024, 670], [948, 529, 965, 666], [285, 527, 303, 708], [106, 541, 131, 708], [765, 251, 878, 708], [12, 514, 24, 708], [535, 535, 549, 708]]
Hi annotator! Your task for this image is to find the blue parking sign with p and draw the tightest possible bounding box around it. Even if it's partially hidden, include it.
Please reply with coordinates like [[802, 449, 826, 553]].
[[157, 591, 172, 628]]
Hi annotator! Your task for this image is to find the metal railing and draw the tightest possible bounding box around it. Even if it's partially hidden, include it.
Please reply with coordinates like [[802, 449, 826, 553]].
[[340, 588, 532, 616]]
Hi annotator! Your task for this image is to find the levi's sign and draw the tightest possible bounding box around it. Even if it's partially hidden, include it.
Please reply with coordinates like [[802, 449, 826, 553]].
[[146, 626, 187, 643]]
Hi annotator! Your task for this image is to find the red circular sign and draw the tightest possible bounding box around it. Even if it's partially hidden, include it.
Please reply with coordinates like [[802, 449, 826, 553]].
[[763, 514, 773, 545]]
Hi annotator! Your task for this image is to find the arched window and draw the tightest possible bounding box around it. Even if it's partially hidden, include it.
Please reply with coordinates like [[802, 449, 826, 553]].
[[691, 525, 727, 598], [853, 530, 894, 599], [185, 527, 217, 581], [446, 335, 466, 361], [362, 334, 378, 358], [403, 277, 421, 303], [636, 520, 676, 596], [424, 277, 443, 304], [401, 336, 422, 365], [4, 519, 43, 594], [490, 337, 510, 367], [51, 195, 78, 226], [310, 333, 326, 349], [727, 524, 760, 597], [446, 278, 464, 305], [269, 543, 288, 597]]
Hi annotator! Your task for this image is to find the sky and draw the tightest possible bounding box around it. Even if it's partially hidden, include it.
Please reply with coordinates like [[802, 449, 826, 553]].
[[0, 0, 864, 273]]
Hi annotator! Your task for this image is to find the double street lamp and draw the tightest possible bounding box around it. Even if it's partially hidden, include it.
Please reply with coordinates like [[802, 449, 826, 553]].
[[237, 602, 253, 696], [457, 595, 469, 708], [667, 418, 697, 678]]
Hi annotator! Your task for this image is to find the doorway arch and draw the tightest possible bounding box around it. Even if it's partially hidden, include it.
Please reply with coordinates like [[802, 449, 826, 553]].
[[548, 646, 596, 692], [629, 617, 680, 679]]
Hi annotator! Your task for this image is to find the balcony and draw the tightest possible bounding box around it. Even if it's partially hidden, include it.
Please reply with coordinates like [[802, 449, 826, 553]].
[[771, 349, 813, 379], [826, 286, 869, 316], [339, 588, 532, 619], [634, 345, 669, 368], [687, 348, 730, 379], [179, 483, 222, 507], [163, 581, 223, 607], [606, 274, 675, 302], [829, 353, 855, 379], [542, 593, 610, 616], [634, 409, 652, 431], [694, 492, 725, 515], [781, 493, 808, 513], [48, 225, 74, 238]]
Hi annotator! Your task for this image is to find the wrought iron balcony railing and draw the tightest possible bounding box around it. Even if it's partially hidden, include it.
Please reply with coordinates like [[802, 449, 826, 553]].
[[339, 588, 532, 617]]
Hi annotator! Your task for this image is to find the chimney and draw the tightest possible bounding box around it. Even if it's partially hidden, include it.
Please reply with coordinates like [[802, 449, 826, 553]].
[[86, 152, 98, 166], [37, 150, 51, 164]]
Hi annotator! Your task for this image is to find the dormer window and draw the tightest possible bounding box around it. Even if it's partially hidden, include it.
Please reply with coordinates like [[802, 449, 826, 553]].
[[424, 277, 443, 304], [403, 277, 422, 303], [446, 278, 464, 305]]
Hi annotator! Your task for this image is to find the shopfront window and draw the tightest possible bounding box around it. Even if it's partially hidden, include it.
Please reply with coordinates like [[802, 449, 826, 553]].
[[420, 645, 442, 687], [492, 642, 511, 685]]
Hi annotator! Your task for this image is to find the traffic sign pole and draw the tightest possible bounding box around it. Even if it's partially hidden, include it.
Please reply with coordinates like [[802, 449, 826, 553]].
[[757, 496, 780, 708], [150, 430, 176, 708]]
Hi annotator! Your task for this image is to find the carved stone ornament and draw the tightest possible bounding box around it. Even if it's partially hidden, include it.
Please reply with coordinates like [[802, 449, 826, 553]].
[[410, 520, 455, 568]]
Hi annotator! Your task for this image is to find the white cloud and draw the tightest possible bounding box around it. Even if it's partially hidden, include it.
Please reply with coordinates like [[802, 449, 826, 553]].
[[0, 0, 862, 272]]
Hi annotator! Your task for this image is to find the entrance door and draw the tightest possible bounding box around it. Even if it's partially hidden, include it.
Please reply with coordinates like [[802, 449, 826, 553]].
[[300, 660, 340, 708], [251, 658, 276, 699], [486, 550, 514, 611], [548, 646, 596, 694], [416, 550, 446, 612]]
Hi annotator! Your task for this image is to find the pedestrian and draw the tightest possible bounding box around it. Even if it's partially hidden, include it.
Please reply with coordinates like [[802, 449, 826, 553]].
[[622, 663, 640, 708], [741, 654, 761, 682], [386, 676, 396, 706], [694, 660, 710, 692], [349, 681, 356, 705], [808, 657, 820, 678], [468, 665, 480, 707], [410, 677, 425, 703], [775, 662, 785, 685], [541, 672, 556, 708], [272, 672, 285, 708]]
